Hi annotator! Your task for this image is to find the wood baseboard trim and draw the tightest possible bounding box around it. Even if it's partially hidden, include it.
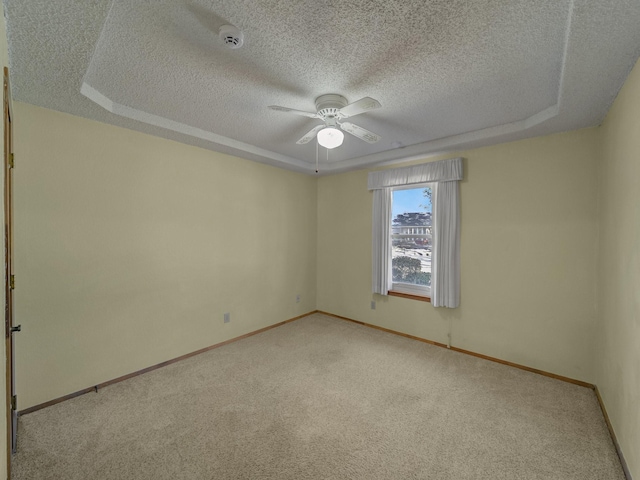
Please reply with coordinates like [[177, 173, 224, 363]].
[[321, 311, 449, 348], [594, 386, 633, 480], [318, 310, 594, 389], [324, 311, 635, 475], [20, 309, 630, 479], [18, 311, 318, 416], [17, 309, 596, 414]]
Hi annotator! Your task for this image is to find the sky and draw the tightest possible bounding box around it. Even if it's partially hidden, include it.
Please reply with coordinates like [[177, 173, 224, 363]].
[[392, 187, 432, 217]]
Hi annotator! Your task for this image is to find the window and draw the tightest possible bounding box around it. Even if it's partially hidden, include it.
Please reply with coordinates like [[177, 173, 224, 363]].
[[368, 157, 462, 308], [391, 185, 432, 298]]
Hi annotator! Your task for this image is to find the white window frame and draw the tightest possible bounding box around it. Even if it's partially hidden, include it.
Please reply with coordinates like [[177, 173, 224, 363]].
[[390, 183, 433, 298]]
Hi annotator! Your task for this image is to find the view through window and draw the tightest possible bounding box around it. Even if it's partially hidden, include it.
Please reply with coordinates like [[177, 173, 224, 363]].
[[391, 185, 432, 295]]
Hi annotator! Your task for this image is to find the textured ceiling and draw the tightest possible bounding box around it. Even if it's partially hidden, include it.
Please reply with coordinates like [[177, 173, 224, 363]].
[[4, 0, 640, 174]]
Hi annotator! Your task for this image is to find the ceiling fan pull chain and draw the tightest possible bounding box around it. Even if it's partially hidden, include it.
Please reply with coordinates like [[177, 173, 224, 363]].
[[315, 139, 319, 174]]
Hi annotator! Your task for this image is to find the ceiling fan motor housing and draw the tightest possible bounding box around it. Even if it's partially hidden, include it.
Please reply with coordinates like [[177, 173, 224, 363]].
[[315, 94, 348, 118]]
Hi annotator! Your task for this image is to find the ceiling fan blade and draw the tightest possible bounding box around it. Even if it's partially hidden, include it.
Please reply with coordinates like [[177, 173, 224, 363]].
[[268, 105, 320, 119], [340, 122, 381, 143], [338, 97, 381, 118], [296, 125, 325, 144]]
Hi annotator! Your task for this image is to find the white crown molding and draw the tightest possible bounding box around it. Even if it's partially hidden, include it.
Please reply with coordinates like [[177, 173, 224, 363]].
[[82, 1, 574, 176]]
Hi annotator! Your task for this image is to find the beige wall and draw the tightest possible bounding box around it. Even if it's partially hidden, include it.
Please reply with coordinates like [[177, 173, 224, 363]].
[[318, 129, 600, 383], [1, 2, 9, 477], [13, 103, 317, 410], [597, 57, 640, 478], [8, 56, 639, 480]]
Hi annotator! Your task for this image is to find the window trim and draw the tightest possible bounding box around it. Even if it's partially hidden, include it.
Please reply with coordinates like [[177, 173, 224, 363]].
[[390, 182, 432, 299], [388, 290, 431, 303]]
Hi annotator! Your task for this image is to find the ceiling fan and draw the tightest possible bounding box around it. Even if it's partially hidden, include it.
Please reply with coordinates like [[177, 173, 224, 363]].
[[268, 94, 382, 149]]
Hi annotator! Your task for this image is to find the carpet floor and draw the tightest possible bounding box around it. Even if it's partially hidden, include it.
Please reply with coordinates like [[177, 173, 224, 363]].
[[11, 313, 624, 479]]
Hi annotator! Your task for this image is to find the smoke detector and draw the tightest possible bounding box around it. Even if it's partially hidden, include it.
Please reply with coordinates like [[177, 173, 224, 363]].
[[219, 25, 244, 49]]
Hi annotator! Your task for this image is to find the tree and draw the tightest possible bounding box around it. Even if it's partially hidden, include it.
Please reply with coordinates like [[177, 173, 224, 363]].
[[392, 256, 421, 282], [392, 256, 431, 286], [420, 188, 432, 211], [392, 212, 431, 226]]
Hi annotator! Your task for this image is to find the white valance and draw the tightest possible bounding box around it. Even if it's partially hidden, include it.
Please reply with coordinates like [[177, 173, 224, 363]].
[[367, 157, 463, 190]]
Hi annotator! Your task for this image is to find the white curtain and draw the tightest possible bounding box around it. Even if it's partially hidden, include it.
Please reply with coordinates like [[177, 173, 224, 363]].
[[372, 188, 392, 294], [431, 180, 460, 308], [368, 157, 463, 307]]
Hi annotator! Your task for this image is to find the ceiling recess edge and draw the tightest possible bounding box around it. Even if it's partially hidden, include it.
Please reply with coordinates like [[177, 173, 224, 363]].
[[80, 1, 575, 175]]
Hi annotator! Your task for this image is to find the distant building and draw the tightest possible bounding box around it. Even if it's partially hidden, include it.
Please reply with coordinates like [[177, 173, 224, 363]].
[[392, 212, 432, 246]]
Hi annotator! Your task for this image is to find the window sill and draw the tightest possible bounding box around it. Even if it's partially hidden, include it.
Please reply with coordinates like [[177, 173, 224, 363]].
[[388, 290, 431, 303]]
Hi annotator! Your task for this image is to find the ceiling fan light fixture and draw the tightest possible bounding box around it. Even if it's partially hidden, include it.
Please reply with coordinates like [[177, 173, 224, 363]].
[[317, 127, 344, 149]]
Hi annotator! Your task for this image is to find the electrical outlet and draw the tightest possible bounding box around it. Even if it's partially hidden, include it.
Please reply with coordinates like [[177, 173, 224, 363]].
[[224, 312, 230, 323], [296, 294, 301, 303], [371, 301, 376, 310]]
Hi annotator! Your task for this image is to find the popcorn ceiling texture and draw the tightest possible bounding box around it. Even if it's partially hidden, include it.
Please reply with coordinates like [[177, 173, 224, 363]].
[[4, 0, 640, 173]]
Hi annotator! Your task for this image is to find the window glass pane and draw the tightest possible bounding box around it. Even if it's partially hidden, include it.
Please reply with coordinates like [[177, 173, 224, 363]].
[[391, 186, 432, 287]]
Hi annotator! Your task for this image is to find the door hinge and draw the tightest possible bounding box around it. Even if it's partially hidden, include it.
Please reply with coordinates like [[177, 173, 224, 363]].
[[10, 274, 14, 290], [9, 153, 14, 169], [10, 395, 16, 411]]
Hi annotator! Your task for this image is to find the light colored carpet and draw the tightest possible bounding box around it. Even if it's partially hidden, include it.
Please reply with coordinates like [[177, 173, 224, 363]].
[[12, 313, 624, 479]]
